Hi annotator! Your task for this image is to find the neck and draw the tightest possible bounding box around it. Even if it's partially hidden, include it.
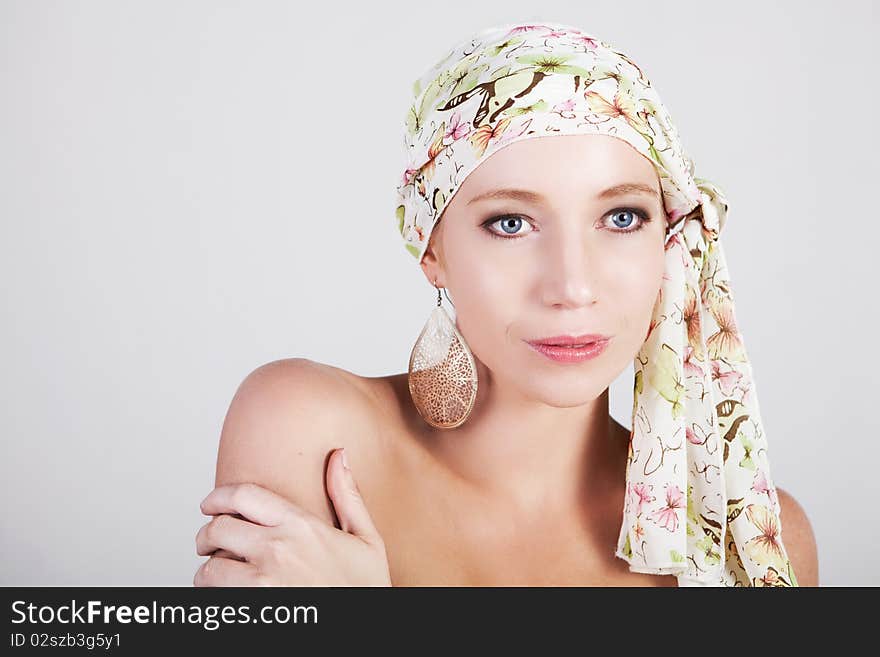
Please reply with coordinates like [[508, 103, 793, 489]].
[[423, 353, 626, 515]]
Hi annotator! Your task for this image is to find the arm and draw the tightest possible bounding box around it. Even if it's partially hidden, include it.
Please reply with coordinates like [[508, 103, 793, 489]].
[[776, 486, 820, 586], [193, 357, 391, 586], [213, 357, 381, 529]]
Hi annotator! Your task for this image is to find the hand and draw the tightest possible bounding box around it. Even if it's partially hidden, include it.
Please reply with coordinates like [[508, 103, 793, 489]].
[[194, 448, 391, 586]]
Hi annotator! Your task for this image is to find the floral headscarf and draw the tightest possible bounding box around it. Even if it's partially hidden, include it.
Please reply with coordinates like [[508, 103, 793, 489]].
[[394, 21, 798, 586]]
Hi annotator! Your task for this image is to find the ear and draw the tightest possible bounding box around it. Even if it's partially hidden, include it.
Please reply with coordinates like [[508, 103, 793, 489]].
[[419, 223, 446, 287]]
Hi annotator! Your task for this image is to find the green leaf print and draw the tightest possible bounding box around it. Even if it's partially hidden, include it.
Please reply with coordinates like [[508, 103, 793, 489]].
[[738, 434, 756, 471], [648, 343, 685, 419], [514, 52, 594, 79], [396, 205, 406, 235], [696, 533, 721, 566]]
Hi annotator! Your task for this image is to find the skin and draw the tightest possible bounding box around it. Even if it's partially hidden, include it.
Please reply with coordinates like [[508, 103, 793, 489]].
[[415, 133, 667, 513], [194, 134, 820, 586]]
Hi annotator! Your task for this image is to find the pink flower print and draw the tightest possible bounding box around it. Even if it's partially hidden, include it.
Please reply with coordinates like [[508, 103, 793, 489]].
[[683, 287, 705, 359], [633, 517, 645, 541], [651, 484, 685, 533], [492, 117, 532, 149], [752, 469, 769, 495], [683, 345, 703, 379], [751, 470, 779, 509], [630, 482, 655, 516], [711, 359, 742, 397], [706, 297, 746, 362], [743, 504, 787, 569], [552, 97, 577, 118], [507, 24, 552, 35], [445, 111, 471, 142], [570, 34, 600, 50], [401, 166, 420, 187], [667, 204, 689, 224]]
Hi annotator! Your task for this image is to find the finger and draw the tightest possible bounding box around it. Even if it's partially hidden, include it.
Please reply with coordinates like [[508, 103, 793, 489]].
[[200, 482, 301, 527], [327, 448, 384, 547], [212, 548, 246, 562], [195, 513, 268, 559], [193, 555, 263, 587], [199, 515, 250, 561]]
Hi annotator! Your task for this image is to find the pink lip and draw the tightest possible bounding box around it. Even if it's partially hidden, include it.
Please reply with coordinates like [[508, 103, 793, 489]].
[[525, 337, 610, 363], [528, 333, 609, 346]]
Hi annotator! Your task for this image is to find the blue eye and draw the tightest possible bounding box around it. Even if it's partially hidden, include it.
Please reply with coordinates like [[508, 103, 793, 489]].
[[607, 208, 651, 233], [499, 216, 523, 234], [481, 207, 652, 241], [611, 210, 635, 228], [482, 215, 533, 239]]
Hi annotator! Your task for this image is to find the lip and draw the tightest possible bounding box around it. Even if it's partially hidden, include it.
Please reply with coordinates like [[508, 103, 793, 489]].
[[528, 334, 609, 346], [525, 336, 611, 364]]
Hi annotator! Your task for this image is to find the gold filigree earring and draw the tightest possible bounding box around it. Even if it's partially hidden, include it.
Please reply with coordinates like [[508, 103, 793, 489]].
[[407, 280, 478, 429]]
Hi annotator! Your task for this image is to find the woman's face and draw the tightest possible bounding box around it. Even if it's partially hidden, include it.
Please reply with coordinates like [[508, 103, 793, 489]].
[[420, 133, 668, 406]]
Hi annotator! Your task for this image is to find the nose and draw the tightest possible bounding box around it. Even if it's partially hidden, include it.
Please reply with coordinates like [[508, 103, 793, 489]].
[[539, 231, 599, 309]]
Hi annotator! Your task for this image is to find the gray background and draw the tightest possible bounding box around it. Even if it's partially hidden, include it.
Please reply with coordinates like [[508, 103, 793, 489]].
[[2, 0, 876, 586]]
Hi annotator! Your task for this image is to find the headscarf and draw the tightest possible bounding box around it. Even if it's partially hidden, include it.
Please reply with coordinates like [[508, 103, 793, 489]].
[[394, 21, 798, 587]]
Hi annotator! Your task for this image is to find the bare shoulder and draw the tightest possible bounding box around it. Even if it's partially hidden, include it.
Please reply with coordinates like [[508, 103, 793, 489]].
[[776, 486, 820, 586], [212, 357, 385, 528]]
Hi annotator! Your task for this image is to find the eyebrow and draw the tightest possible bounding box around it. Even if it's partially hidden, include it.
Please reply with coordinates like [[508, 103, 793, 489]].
[[466, 182, 661, 205]]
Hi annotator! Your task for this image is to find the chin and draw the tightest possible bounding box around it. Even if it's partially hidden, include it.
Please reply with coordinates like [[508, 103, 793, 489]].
[[516, 375, 611, 407], [478, 340, 624, 403]]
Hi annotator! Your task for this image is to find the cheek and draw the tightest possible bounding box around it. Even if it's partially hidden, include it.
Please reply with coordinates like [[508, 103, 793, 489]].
[[604, 249, 665, 334], [445, 254, 525, 351]]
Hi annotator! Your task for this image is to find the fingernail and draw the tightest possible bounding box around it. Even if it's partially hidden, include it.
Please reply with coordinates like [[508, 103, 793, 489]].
[[340, 448, 350, 470]]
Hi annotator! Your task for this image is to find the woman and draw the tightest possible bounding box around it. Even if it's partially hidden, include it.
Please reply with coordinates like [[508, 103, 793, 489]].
[[194, 21, 819, 587]]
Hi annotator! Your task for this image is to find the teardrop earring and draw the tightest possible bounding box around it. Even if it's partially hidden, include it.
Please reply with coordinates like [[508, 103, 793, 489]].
[[407, 280, 478, 429]]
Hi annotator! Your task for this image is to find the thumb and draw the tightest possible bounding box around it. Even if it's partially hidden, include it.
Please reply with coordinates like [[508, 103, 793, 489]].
[[328, 448, 383, 546]]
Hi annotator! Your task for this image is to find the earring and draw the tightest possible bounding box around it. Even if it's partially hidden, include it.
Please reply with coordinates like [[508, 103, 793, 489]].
[[407, 280, 478, 429]]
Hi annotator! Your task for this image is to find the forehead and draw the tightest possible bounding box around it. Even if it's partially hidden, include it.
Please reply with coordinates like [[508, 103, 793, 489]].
[[460, 133, 659, 194]]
